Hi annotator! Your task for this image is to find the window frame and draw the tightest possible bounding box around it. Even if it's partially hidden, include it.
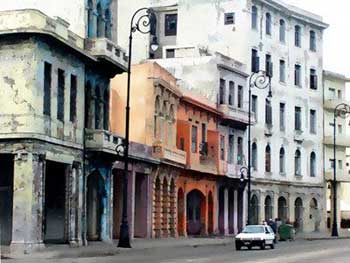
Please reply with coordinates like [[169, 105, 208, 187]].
[[224, 12, 235, 25], [164, 13, 178, 36]]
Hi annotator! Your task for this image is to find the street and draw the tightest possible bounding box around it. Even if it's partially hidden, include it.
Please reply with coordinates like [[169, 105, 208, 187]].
[[4, 239, 350, 263]]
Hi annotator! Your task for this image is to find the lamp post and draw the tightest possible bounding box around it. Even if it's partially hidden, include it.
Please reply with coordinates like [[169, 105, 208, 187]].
[[241, 70, 272, 225], [331, 103, 350, 237], [116, 8, 158, 248]]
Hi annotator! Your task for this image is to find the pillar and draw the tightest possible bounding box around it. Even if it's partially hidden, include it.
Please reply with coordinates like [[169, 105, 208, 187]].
[[289, 194, 295, 225], [260, 192, 266, 222], [11, 152, 44, 253], [242, 188, 247, 228], [127, 170, 135, 239], [273, 193, 278, 220], [233, 190, 238, 234], [224, 188, 229, 235], [330, 182, 341, 233]]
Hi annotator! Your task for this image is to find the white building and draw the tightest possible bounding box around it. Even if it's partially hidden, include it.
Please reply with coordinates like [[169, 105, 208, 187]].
[[117, 0, 329, 233], [323, 70, 350, 232]]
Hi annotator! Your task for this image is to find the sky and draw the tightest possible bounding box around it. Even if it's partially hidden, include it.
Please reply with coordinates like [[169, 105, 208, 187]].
[[283, 0, 349, 76]]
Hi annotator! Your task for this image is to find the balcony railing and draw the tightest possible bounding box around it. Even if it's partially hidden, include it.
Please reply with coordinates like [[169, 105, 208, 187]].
[[85, 129, 122, 155], [218, 104, 252, 125], [152, 141, 186, 166], [226, 163, 244, 179]]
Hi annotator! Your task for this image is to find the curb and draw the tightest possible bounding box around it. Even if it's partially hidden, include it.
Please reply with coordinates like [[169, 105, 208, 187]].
[[303, 236, 350, 241]]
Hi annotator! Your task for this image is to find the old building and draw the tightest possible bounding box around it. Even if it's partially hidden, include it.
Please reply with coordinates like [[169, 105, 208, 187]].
[[323, 70, 350, 233], [0, 2, 127, 251], [116, 0, 329, 233]]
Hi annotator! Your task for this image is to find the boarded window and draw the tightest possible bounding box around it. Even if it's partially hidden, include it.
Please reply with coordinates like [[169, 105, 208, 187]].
[[279, 147, 285, 173], [237, 137, 243, 165], [220, 135, 225, 161], [57, 69, 65, 121], [295, 107, 302, 131], [265, 99, 272, 126], [280, 103, 285, 131], [165, 14, 177, 36], [295, 25, 301, 47], [310, 109, 316, 134], [70, 75, 77, 122], [252, 142, 257, 170], [228, 81, 235, 106], [265, 13, 272, 35], [43, 62, 52, 116], [228, 135, 234, 164], [295, 64, 301, 86], [224, 12, 235, 25], [237, 86, 243, 108], [295, 150, 301, 176], [219, 79, 226, 104], [265, 145, 271, 172], [265, 54, 273, 77], [310, 69, 318, 90], [279, 60, 285, 83], [310, 152, 316, 177], [310, 30, 316, 51], [251, 49, 259, 73]]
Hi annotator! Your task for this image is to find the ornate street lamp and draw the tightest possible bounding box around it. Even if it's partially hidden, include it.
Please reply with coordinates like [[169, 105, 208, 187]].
[[116, 7, 158, 248], [241, 70, 272, 225], [331, 103, 350, 237]]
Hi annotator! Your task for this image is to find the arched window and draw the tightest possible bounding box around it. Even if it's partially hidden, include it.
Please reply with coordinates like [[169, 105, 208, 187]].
[[265, 145, 271, 173], [265, 99, 272, 126], [310, 30, 316, 51], [105, 9, 111, 39], [264, 196, 272, 220], [252, 142, 257, 170], [85, 81, 92, 128], [96, 3, 104, 37], [87, 0, 94, 38], [279, 147, 285, 174], [295, 149, 301, 176], [310, 152, 316, 177], [266, 13, 272, 35], [279, 19, 285, 42], [295, 25, 301, 47], [95, 86, 101, 129], [154, 96, 160, 138], [252, 6, 258, 29], [103, 89, 109, 130]]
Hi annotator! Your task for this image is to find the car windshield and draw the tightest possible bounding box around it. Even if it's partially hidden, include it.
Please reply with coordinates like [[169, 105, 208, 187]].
[[242, 226, 264, 233]]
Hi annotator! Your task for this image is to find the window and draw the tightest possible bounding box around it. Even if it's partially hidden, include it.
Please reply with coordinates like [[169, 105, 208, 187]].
[[329, 88, 336, 98], [295, 25, 301, 47], [220, 135, 225, 161], [295, 64, 301, 87], [228, 81, 235, 106], [96, 3, 104, 37], [338, 124, 343, 134], [279, 60, 286, 83], [280, 103, 285, 131], [165, 14, 177, 36], [57, 68, 65, 121], [339, 160, 343, 169], [43, 62, 52, 116], [279, 147, 285, 174], [310, 69, 318, 90], [252, 6, 258, 29], [330, 159, 335, 168], [251, 49, 259, 73], [310, 152, 316, 177], [179, 137, 185, 151], [265, 13, 272, 35], [87, 0, 94, 38], [295, 149, 301, 176], [70, 75, 77, 122], [103, 89, 109, 130], [191, 125, 198, 153], [265, 54, 273, 77], [265, 145, 271, 172], [310, 30, 316, 51], [95, 87, 101, 129], [104, 9, 111, 39], [237, 86, 243, 108], [295, 107, 302, 131], [166, 49, 175, 58], [252, 95, 258, 116], [252, 142, 257, 170], [237, 137, 243, 165], [310, 110, 316, 134], [265, 99, 272, 126], [224, 12, 235, 25], [219, 79, 226, 104], [279, 19, 286, 42], [228, 135, 234, 164]]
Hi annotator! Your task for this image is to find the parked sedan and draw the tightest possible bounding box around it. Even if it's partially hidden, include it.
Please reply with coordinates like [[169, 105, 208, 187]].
[[235, 225, 275, 250]]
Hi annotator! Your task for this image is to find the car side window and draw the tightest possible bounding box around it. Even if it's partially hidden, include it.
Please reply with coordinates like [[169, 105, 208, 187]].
[[265, 227, 270, 234]]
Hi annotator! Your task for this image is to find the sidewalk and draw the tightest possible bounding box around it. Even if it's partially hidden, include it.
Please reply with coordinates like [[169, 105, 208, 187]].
[[296, 229, 350, 241], [1, 237, 234, 260]]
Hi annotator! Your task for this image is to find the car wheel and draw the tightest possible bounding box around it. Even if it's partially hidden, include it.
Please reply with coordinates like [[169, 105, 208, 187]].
[[270, 243, 275, 249], [248, 245, 252, 250], [260, 241, 265, 250], [236, 245, 241, 251]]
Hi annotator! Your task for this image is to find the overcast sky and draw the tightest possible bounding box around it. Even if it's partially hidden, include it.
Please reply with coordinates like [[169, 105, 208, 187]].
[[284, 0, 349, 76]]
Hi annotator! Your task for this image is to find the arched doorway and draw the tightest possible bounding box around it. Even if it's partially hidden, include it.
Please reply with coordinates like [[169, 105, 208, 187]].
[[87, 171, 104, 241], [208, 191, 214, 235], [278, 197, 288, 223], [310, 198, 319, 232], [177, 188, 185, 236], [264, 195, 273, 221], [251, 195, 259, 225], [187, 189, 206, 235], [294, 197, 303, 232]]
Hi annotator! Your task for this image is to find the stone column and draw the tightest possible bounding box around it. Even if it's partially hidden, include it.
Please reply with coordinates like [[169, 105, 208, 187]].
[[242, 188, 247, 228], [128, 170, 135, 240], [260, 192, 266, 222], [233, 190, 238, 234], [273, 193, 279, 219], [11, 152, 44, 253], [76, 163, 83, 245], [223, 188, 229, 235], [68, 163, 77, 246], [289, 194, 295, 225]]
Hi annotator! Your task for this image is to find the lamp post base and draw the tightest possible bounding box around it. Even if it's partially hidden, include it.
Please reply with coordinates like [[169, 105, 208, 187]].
[[118, 222, 131, 248], [331, 222, 339, 237]]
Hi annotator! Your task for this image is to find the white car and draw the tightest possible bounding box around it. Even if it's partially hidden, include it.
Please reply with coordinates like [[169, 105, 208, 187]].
[[235, 225, 276, 250]]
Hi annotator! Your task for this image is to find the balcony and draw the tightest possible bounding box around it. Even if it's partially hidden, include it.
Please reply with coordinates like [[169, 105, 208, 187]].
[[199, 154, 217, 174], [85, 38, 128, 75], [85, 129, 122, 155], [324, 135, 350, 147], [294, 130, 304, 142], [325, 169, 350, 182], [218, 104, 253, 128], [324, 98, 349, 111], [152, 141, 186, 166], [227, 163, 244, 179]]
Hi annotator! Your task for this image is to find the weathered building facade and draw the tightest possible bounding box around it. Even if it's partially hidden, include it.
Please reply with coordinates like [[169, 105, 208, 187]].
[[0, 3, 127, 252]]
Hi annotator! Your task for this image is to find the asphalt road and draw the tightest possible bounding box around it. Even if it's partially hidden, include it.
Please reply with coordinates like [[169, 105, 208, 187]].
[[4, 239, 350, 263]]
